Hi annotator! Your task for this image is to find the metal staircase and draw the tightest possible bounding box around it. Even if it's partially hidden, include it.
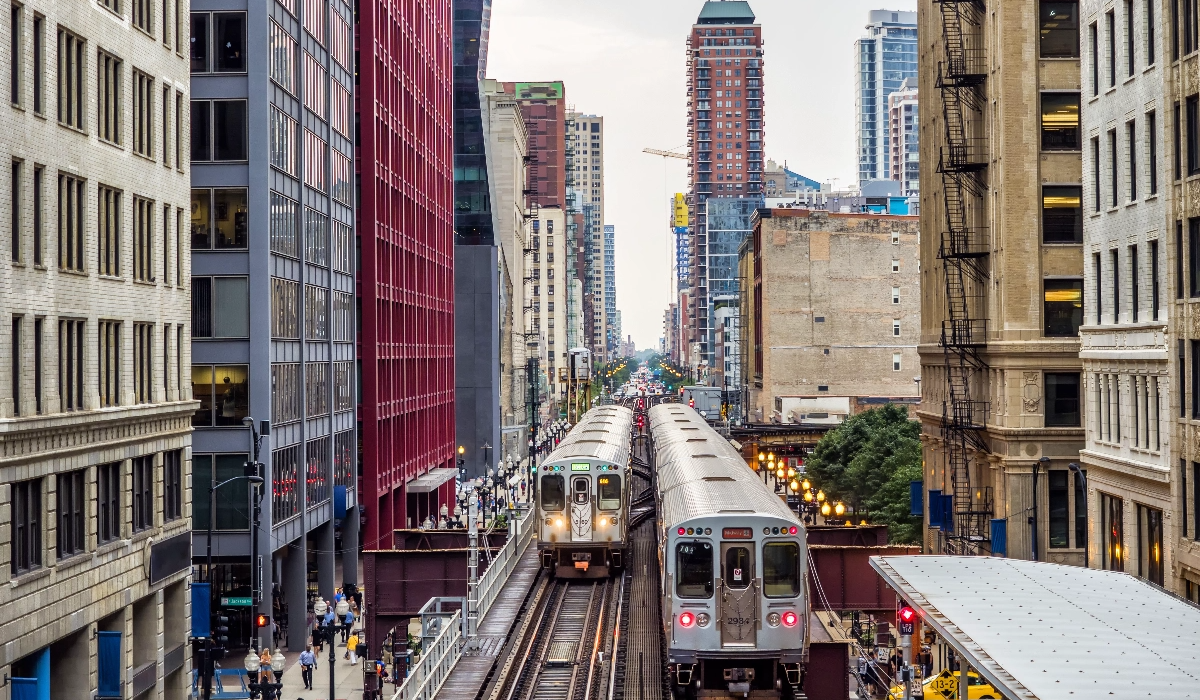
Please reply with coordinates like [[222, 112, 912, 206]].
[[935, 0, 993, 555]]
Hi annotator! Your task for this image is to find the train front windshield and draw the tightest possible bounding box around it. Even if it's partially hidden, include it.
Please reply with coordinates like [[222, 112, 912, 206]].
[[762, 542, 801, 597], [675, 541, 714, 598], [597, 475, 621, 510], [541, 475, 565, 511]]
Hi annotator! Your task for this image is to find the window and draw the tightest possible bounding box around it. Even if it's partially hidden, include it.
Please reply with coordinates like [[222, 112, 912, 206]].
[[724, 546, 751, 589], [760, 541, 801, 598], [97, 185, 121, 276], [132, 455, 153, 532], [1174, 0, 1182, 60], [191, 276, 249, 338], [1130, 244, 1139, 322], [303, 0, 325, 45], [271, 363, 301, 424], [1175, 102, 1183, 180], [163, 450, 182, 522], [332, 291, 353, 341], [305, 362, 328, 416], [1101, 493, 1123, 570], [675, 541, 713, 598], [98, 320, 120, 407], [1150, 239, 1159, 319], [190, 13, 245, 73], [1090, 22, 1099, 95], [56, 470, 85, 558], [9, 5, 22, 105], [303, 53, 327, 119], [193, 454, 250, 530], [133, 0, 152, 33], [1048, 470, 1070, 547], [97, 51, 122, 145], [1106, 11, 1116, 85], [1125, 0, 1134, 75], [1190, 218, 1200, 297], [1044, 279, 1083, 336], [1042, 186, 1082, 243], [270, 192, 299, 258], [269, 106, 298, 176], [334, 430, 354, 488], [272, 445, 301, 523], [891, 287, 900, 304], [33, 317, 42, 414], [334, 361, 352, 412], [305, 209, 329, 265], [1148, 111, 1158, 194], [57, 29, 85, 130], [1040, 1, 1080, 57], [331, 12, 351, 70], [97, 462, 121, 544], [191, 188, 247, 249], [892, 320, 901, 337], [1109, 129, 1119, 207], [162, 204, 170, 283], [1189, 0, 1198, 55], [892, 353, 902, 371], [269, 20, 297, 93], [1112, 249, 1120, 320], [891, 259, 899, 273], [271, 278, 300, 338], [132, 323, 152, 404], [1094, 252, 1102, 323], [304, 130, 328, 191], [332, 151, 352, 205], [540, 475, 564, 511], [132, 196, 153, 282], [1195, 462, 1200, 541], [1045, 373, 1081, 426], [1042, 93, 1081, 151], [192, 365, 249, 427], [11, 479, 41, 575], [10, 317, 19, 415], [1075, 468, 1088, 550], [1189, 95, 1200, 175], [332, 221, 352, 273], [305, 436, 330, 506], [191, 100, 247, 161], [132, 70, 153, 158], [31, 15, 42, 113], [58, 319, 83, 411], [10, 160, 21, 262], [305, 285, 329, 340], [1137, 505, 1164, 585], [1146, 0, 1155, 64], [1180, 340, 1187, 418], [161, 86, 170, 166], [1178, 221, 1186, 299], [1128, 120, 1137, 200], [174, 92, 182, 168], [597, 474, 621, 510], [32, 165, 41, 265]]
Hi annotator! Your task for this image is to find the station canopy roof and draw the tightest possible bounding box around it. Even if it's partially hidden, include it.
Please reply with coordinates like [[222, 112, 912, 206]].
[[870, 556, 1200, 699]]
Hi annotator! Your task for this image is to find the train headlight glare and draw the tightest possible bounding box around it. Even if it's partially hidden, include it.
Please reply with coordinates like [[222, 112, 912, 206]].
[[767, 613, 781, 627], [696, 613, 710, 627], [679, 612, 696, 628], [781, 611, 799, 628], [555, 518, 564, 527]]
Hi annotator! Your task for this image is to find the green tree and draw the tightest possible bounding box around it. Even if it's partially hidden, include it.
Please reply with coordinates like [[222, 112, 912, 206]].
[[804, 404, 922, 544]]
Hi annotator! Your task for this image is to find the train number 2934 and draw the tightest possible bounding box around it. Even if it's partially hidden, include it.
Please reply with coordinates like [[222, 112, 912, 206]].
[[726, 617, 752, 626]]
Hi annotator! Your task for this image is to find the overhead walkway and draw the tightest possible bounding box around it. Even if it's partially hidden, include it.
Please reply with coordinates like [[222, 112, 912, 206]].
[[870, 556, 1200, 699]]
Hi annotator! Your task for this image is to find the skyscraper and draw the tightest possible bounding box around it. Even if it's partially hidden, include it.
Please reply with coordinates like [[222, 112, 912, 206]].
[[685, 0, 765, 371], [604, 224, 618, 355], [357, 0, 456, 545], [887, 78, 919, 196], [568, 113, 606, 358], [856, 10, 917, 186]]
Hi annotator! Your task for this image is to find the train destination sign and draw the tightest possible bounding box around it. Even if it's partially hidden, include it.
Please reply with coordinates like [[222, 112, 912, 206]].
[[722, 528, 754, 540], [571, 463, 591, 471]]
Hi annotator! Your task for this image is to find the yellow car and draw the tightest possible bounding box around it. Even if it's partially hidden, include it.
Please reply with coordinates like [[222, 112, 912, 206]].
[[890, 669, 1001, 700]]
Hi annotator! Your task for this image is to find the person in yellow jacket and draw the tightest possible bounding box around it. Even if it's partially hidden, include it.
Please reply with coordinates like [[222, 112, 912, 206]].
[[346, 631, 359, 665]]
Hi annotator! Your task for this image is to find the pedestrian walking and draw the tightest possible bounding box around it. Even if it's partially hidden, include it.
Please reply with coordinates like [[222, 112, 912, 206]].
[[346, 631, 359, 666], [342, 609, 356, 642], [299, 645, 316, 690]]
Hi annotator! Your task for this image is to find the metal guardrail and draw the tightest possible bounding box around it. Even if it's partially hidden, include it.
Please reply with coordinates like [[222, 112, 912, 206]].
[[389, 506, 534, 700], [478, 506, 535, 621]]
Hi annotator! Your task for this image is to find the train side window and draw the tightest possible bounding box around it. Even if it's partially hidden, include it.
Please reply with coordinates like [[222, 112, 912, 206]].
[[675, 541, 714, 598], [597, 475, 622, 510], [724, 547, 752, 589], [762, 542, 801, 597], [541, 475, 565, 511]]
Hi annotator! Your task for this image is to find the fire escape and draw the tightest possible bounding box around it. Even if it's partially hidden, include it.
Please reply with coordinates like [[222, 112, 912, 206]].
[[522, 151, 542, 433], [936, 0, 992, 554]]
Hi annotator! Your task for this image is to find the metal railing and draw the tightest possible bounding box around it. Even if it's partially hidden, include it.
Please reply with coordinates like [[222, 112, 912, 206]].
[[477, 506, 535, 622], [390, 607, 463, 700]]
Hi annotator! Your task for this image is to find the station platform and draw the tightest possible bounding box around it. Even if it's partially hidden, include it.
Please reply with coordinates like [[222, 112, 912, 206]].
[[433, 546, 541, 699]]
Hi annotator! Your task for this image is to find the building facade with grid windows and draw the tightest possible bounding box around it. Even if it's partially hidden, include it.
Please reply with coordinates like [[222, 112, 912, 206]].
[[0, 0, 196, 696]]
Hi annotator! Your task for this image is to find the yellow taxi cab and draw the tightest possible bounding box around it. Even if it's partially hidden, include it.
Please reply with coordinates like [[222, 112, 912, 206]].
[[890, 669, 1001, 699]]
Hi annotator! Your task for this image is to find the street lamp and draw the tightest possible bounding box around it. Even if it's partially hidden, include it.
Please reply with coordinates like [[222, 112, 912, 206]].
[[245, 649, 284, 699]]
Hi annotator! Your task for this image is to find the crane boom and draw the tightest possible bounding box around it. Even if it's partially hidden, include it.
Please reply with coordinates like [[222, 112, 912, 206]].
[[642, 147, 688, 160]]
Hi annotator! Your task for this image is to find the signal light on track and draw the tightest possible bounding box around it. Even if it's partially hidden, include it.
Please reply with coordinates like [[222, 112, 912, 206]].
[[679, 611, 696, 628], [781, 611, 798, 628], [898, 606, 917, 624]]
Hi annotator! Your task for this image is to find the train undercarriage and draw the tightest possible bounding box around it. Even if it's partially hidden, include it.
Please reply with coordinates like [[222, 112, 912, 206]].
[[669, 659, 805, 699], [539, 544, 624, 578]]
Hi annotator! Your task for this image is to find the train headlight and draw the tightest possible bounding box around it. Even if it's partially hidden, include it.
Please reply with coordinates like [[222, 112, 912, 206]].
[[767, 613, 781, 627], [555, 518, 564, 527], [545, 518, 552, 525], [696, 613, 710, 627], [781, 611, 799, 628], [611, 516, 619, 526], [678, 612, 696, 628]]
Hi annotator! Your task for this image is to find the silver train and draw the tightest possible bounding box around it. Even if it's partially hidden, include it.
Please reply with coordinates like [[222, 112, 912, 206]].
[[650, 404, 809, 699], [536, 405, 633, 578]]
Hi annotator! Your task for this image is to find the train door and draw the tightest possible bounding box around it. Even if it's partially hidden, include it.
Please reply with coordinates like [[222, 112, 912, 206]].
[[570, 476, 593, 542], [718, 542, 757, 646]]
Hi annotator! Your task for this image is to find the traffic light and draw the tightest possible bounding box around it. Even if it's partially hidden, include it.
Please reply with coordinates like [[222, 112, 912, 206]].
[[211, 614, 230, 659], [255, 614, 271, 628]]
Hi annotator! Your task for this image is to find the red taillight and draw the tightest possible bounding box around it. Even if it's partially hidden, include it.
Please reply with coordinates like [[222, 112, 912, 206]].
[[781, 611, 798, 628], [788, 526, 798, 535], [679, 611, 696, 628], [678, 527, 686, 535]]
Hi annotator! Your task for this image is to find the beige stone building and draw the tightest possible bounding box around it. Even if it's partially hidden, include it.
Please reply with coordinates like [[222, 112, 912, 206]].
[[0, 0, 196, 697], [743, 208, 920, 425], [917, 1, 1084, 560]]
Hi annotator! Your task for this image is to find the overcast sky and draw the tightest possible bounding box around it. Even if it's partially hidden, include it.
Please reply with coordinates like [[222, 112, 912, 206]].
[[487, 0, 917, 351]]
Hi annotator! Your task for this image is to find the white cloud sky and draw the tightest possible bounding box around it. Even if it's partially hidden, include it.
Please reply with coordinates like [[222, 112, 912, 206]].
[[487, 0, 917, 350]]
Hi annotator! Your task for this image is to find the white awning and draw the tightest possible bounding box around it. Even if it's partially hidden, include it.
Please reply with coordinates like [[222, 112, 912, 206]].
[[870, 556, 1200, 699], [406, 468, 458, 494]]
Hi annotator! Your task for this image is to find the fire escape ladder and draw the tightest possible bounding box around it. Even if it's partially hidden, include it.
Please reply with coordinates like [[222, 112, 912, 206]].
[[936, 0, 992, 555]]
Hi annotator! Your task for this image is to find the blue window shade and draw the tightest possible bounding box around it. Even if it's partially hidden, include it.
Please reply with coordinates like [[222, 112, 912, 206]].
[[991, 519, 1008, 557], [98, 631, 123, 698], [11, 679, 38, 700], [939, 495, 955, 533], [910, 481, 924, 516], [927, 490, 942, 527], [192, 582, 211, 638], [12, 647, 48, 700]]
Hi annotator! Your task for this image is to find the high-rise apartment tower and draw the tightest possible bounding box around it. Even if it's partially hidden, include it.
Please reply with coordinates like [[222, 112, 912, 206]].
[[856, 10, 917, 187]]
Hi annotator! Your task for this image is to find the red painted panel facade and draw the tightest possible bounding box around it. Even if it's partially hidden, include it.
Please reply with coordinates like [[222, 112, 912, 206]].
[[356, 0, 456, 549]]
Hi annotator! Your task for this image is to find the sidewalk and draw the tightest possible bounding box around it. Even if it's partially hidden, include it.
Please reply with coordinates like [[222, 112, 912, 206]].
[[274, 638, 383, 700]]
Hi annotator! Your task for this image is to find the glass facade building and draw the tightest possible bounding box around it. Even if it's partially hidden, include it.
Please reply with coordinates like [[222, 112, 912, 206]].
[[856, 10, 917, 186], [453, 0, 493, 244]]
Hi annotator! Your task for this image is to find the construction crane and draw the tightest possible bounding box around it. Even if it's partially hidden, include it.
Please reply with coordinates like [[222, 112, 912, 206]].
[[642, 147, 688, 160]]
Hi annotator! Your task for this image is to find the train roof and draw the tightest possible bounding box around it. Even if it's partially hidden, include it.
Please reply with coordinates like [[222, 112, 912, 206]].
[[650, 404, 800, 527], [543, 405, 634, 466]]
